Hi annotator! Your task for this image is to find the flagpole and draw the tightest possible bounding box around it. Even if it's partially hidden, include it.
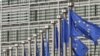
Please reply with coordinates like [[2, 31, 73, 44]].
[[57, 15, 62, 56], [40, 30, 44, 56], [33, 34, 37, 56], [27, 37, 31, 56], [15, 44, 18, 56], [3, 49, 6, 56], [62, 9, 67, 56], [45, 25, 50, 56], [21, 41, 25, 56], [68, 2, 74, 56], [51, 20, 56, 56], [9, 47, 12, 56]]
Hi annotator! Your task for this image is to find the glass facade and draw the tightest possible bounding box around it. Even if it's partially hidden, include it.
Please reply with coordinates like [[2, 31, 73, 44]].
[[1, 0, 100, 56]]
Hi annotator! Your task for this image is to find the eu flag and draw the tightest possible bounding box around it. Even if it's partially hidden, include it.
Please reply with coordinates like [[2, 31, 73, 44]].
[[61, 18, 69, 45], [36, 47, 40, 56], [55, 26, 63, 55], [45, 32, 50, 56], [56, 23, 63, 56], [55, 26, 58, 49], [61, 15, 89, 56], [24, 48, 27, 56], [70, 10, 100, 45], [61, 17, 83, 44], [40, 32, 45, 56], [70, 19, 83, 37], [72, 38, 88, 56], [61, 17, 83, 56]]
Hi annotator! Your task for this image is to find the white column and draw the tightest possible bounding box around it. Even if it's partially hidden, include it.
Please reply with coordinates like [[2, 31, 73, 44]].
[[27, 37, 31, 56], [3, 49, 6, 56], [57, 15, 61, 56], [40, 30, 44, 56], [15, 44, 18, 56], [51, 20, 56, 56], [9, 47, 12, 56], [21, 41, 25, 56], [33, 34, 37, 56], [62, 9, 67, 56]]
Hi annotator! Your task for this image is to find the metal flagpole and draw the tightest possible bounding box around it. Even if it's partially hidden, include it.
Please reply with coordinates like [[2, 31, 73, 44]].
[[51, 20, 56, 56], [15, 44, 18, 56], [62, 9, 67, 56], [21, 41, 25, 56], [33, 34, 37, 56], [9, 47, 12, 56], [40, 30, 44, 56], [3, 49, 6, 56], [57, 15, 62, 56], [27, 37, 31, 56], [88, 0, 91, 55], [68, 2, 74, 56]]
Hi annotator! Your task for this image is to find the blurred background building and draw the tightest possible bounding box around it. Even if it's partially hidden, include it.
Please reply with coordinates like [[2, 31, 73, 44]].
[[1, 0, 100, 56]]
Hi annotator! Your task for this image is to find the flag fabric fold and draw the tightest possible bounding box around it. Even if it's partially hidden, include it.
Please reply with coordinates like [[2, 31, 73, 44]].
[[40, 9, 100, 56], [70, 9, 100, 45], [61, 18, 69, 45], [70, 16, 83, 37], [61, 17, 83, 44], [60, 18, 88, 56], [72, 37, 88, 56]]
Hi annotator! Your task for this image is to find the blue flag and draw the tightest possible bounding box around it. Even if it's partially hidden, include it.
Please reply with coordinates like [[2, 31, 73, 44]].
[[61, 16, 88, 56], [61, 18, 69, 45], [41, 33, 45, 56], [70, 17, 83, 37], [61, 17, 83, 56], [70, 10, 100, 45], [72, 38, 88, 56], [55, 26, 64, 56], [36, 46, 40, 56], [45, 32, 50, 56], [61, 17, 83, 44], [55, 26, 58, 49], [24, 48, 27, 56]]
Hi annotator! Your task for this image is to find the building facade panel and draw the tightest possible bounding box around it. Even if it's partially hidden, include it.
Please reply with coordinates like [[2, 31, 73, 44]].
[[1, 0, 100, 56]]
